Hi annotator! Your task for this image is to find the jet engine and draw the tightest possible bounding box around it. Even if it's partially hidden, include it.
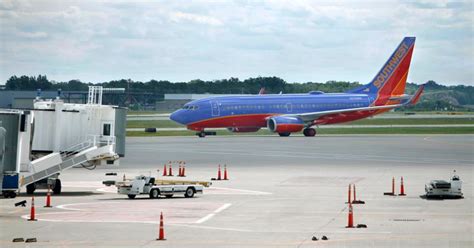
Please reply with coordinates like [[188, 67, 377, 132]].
[[267, 116, 304, 133], [227, 127, 261, 133]]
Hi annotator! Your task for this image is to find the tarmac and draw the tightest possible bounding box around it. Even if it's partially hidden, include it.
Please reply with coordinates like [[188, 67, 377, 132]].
[[126, 124, 474, 132], [1, 134, 473, 247]]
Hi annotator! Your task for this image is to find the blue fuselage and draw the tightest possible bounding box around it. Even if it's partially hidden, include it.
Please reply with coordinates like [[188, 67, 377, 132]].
[[170, 93, 374, 130]]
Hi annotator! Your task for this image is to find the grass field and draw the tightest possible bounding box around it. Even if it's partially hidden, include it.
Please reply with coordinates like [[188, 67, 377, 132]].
[[127, 118, 474, 128], [127, 126, 474, 137], [127, 120, 182, 128]]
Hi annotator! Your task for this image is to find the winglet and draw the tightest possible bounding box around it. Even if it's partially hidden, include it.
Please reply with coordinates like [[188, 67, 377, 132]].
[[409, 85, 424, 105]]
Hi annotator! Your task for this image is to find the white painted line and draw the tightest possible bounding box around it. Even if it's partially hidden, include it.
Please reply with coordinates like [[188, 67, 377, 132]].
[[195, 213, 215, 224], [96, 187, 116, 193], [214, 203, 232, 213], [56, 202, 94, 211], [195, 203, 232, 224], [209, 187, 272, 195]]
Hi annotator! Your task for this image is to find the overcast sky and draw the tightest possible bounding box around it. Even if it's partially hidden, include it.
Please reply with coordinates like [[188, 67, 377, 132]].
[[0, 0, 472, 85]]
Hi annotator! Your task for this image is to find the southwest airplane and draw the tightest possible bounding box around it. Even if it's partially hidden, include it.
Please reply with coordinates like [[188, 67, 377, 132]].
[[170, 37, 424, 137]]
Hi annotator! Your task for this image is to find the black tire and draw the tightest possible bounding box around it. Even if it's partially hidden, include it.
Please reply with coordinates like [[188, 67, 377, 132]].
[[127, 194, 136, 199], [149, 189, 160, 199], [278, 132, 291, 137], [303, 128, 316, 137], [184, 187, 195, 198], [165, 195, 173, 198], [197, 132, 206, 138], [2, 191, 14, 198], [26, 184, 36, 195], [145, 127, 157, 133], [53, 179, 61, 194]]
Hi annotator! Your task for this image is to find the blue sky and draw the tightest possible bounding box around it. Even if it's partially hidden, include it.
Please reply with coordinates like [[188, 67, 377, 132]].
[[0, 0, 472, 85]]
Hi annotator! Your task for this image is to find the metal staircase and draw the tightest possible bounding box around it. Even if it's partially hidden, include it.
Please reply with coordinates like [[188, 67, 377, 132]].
[[21, 136, 117, 187]]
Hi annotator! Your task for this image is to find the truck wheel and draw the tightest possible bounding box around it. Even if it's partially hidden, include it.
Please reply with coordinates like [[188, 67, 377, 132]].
[[127, 194, 136, 199], [149, 189, 160, 199], [3, 191, 15, 198], [184, 187, 195, 198], [53, 179, 61, 194], [26, 184, 36, 194], [165, 195, 173, 198]]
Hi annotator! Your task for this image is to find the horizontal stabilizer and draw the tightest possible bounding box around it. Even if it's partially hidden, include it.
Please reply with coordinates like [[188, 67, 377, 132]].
[[409, 85, 424, 105]]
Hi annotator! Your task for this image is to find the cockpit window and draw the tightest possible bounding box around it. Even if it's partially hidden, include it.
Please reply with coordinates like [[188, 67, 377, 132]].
[[182, 105, 198, 110]]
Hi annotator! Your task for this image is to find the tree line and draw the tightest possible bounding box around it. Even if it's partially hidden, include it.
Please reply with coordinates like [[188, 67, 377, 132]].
[[3, 75, 473, 111], [3, 75, 363, 94]]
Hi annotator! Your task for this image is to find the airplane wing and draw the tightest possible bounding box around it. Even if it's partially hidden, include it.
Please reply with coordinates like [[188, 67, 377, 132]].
[[285, 104, 403, 122], [285, 85, 425, 123]]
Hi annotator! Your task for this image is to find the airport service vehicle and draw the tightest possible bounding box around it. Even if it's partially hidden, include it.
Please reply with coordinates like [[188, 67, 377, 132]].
[[115, 175, 204, 199], [425, 173, 463, 199], [170, 37, 425, 137]]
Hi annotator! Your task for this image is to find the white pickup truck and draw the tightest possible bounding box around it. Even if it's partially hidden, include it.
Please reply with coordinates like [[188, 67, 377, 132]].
[[115, 175, 204, 199]]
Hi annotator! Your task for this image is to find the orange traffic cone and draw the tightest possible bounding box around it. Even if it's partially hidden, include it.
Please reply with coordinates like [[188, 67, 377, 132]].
[[169, 164, 173, 176], [28, 196, 37, 221], [347, 184, 352, 204], [178, 166, 182, 177], [352, 184, 365, 204], [346, 203, 354, 228], [399, 177, 406, 196], [181, 164, 186, 177], [217, 164, 222, 180], [162, 164, 167, 176], [156, 212, 166, 241], [44, 186, 52, 208], [223, 165, 228, 180]]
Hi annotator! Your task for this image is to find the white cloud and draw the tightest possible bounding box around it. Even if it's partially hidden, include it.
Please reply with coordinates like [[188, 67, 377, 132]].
[[170, 11, 223, 26], [0, 0, 472, 85], [17, 31, 48, 39]]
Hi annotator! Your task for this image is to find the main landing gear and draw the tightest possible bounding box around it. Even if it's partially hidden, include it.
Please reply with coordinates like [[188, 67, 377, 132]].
[[196, 131, 217, 138], [197, 132, 206, 138], [278, 132, 291, 137], [303, 128, 317, 137]]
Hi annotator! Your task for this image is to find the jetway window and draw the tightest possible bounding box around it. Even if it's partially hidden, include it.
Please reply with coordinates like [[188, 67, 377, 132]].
[[103, 123, 111, 136]]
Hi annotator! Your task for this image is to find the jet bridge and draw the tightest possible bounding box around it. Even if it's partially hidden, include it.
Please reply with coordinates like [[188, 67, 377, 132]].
[[1, 86, 126, 197]]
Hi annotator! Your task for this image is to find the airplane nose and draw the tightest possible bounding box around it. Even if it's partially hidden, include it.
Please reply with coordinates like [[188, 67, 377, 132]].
[[170, 110, 185, 125]]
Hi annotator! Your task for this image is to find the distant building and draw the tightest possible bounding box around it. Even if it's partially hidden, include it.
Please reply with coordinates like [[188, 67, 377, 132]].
[[0, 91, 85, 109]]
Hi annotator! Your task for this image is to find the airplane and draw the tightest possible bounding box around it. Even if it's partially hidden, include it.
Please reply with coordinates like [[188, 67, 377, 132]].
[[170, 37, 424, 137]]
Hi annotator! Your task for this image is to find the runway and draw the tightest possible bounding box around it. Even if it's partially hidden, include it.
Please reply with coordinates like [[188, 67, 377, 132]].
[[1, 135, 472, 247]]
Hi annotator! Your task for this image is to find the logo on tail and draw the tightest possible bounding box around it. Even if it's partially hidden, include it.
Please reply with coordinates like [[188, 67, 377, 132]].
[[348, 37, 416, 105]]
